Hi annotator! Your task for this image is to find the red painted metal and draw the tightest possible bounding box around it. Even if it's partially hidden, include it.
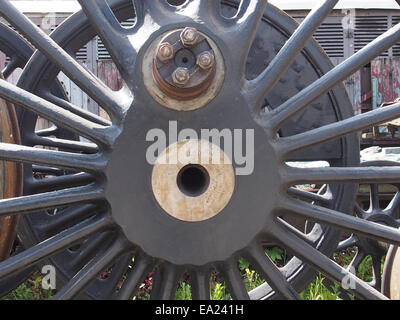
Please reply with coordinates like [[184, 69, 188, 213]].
[[353, 70, 362, 114], [98, 61, 124, 91], [392, 58, 400, 100]]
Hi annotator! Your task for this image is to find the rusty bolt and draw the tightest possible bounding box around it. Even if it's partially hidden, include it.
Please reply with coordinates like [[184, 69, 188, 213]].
[[172, 67, 190, 87], [180, 27, 199, 46], [157, 42, 174, 62], [197, 51, 215, 70]]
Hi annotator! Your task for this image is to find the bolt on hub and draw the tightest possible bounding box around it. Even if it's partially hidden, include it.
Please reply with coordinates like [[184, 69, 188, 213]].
[[157, 42, 174, 62], [180, 27, 199, 47], [151, 27, 221, 102]]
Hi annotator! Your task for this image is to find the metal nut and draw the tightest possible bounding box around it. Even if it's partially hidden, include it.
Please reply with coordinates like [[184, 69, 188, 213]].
[[157, 42, 174, 62], [197, 51, 215, 70], [180, 27, 199, 46], [172, 67, 190, 87]]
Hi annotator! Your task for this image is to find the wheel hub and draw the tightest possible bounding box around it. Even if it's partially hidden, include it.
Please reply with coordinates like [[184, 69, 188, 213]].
[[152, 27, 217, 100], [107, 30, 279, 263], [151, 139, 235, 222], [143, 27, 225, 111]]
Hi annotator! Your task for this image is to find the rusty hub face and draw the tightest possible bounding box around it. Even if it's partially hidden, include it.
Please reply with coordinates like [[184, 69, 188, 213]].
[[149, 27, 223, 107], [151, 140, 235, 223]]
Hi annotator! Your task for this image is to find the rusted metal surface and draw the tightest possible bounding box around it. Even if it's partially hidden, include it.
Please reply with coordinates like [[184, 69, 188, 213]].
[[392, 58, 400, 100], [97, 60, 123, 120], [151, 140, 235, 222], [152, 28, 217, 100], [382, 244, 400, 299], [368, 58, 400, 110], [98, 60, 124, 91], [142, 30, 225, 112], [0, 72, 22, 262], [372, 59, 385, 109]]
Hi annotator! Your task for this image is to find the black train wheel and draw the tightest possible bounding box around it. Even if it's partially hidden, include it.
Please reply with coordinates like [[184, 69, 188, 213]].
[[0, 0, 399, 299]]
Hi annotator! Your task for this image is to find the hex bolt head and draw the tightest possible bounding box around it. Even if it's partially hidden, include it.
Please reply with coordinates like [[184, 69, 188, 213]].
[[157, 42, 174, 62], [180, 27, 199, 47], [172, 67, 190, 87], [197, 51, 215, 70]]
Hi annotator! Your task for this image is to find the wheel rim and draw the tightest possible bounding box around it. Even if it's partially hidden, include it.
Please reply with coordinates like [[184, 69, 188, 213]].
[[0, 0, 400, 300]]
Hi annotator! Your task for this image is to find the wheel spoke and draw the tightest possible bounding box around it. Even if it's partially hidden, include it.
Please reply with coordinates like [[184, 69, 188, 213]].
[[284, 166, 400, 185], [370, 184, 380, 211], [0, 213, 113, 280], [245, 0, 338, 107], [2, 56, 19, 79], [245, 244, 300, 300], [77, 0, 135, 79], [229, 0, 268, 73], [337, 235, 359, 251], [271, 223, 387, 299], [0, 184, 104, 217], [27, 173, 94, 193], [42, 92, 111, 126], [35, 204, 100, 238], [288, 187, 330, 204], [0, 79, 114, 146], [190, 267, 211, 300], [29, 136, 98, 154], [218, 258, 250, 300], [280, 197, 400, 246], [279, 101, 400, 155], [354, 202, 366, 218], [0, 142, 106, 172], [35, 126, 59, 138], [0, 0, 127, 122], [101, 254, 133, 300], [131, 0, 144, 28], [150, 263, 181, 300], [117, 252, 155, 300], [348, 250, 366, 271], [54, 236, 128, 300], [269, 23, 400, 132], [133, 0, 175, 27], [32, 165, 71, 176], [370, 255, 382, 290], [183, 0, 221, 21], [68, 233, 114, 274], [277, 216, 315, 246], [385, 192, 400, 216]]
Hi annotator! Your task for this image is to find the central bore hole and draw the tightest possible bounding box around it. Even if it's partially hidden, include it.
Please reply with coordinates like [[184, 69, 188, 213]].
[[175, 49, 195, 68], [177, 164, 210, 197]]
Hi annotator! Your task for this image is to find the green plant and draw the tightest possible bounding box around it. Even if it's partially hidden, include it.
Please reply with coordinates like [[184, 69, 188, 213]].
[[1, 272, 54, 300], [210, 283, 231, 300], [266, 247, 285, 264], [300, 274, 342, 300], [0, 245, 385, 301], [175, 281, 192, 300], [242, 268, 265, 292]]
